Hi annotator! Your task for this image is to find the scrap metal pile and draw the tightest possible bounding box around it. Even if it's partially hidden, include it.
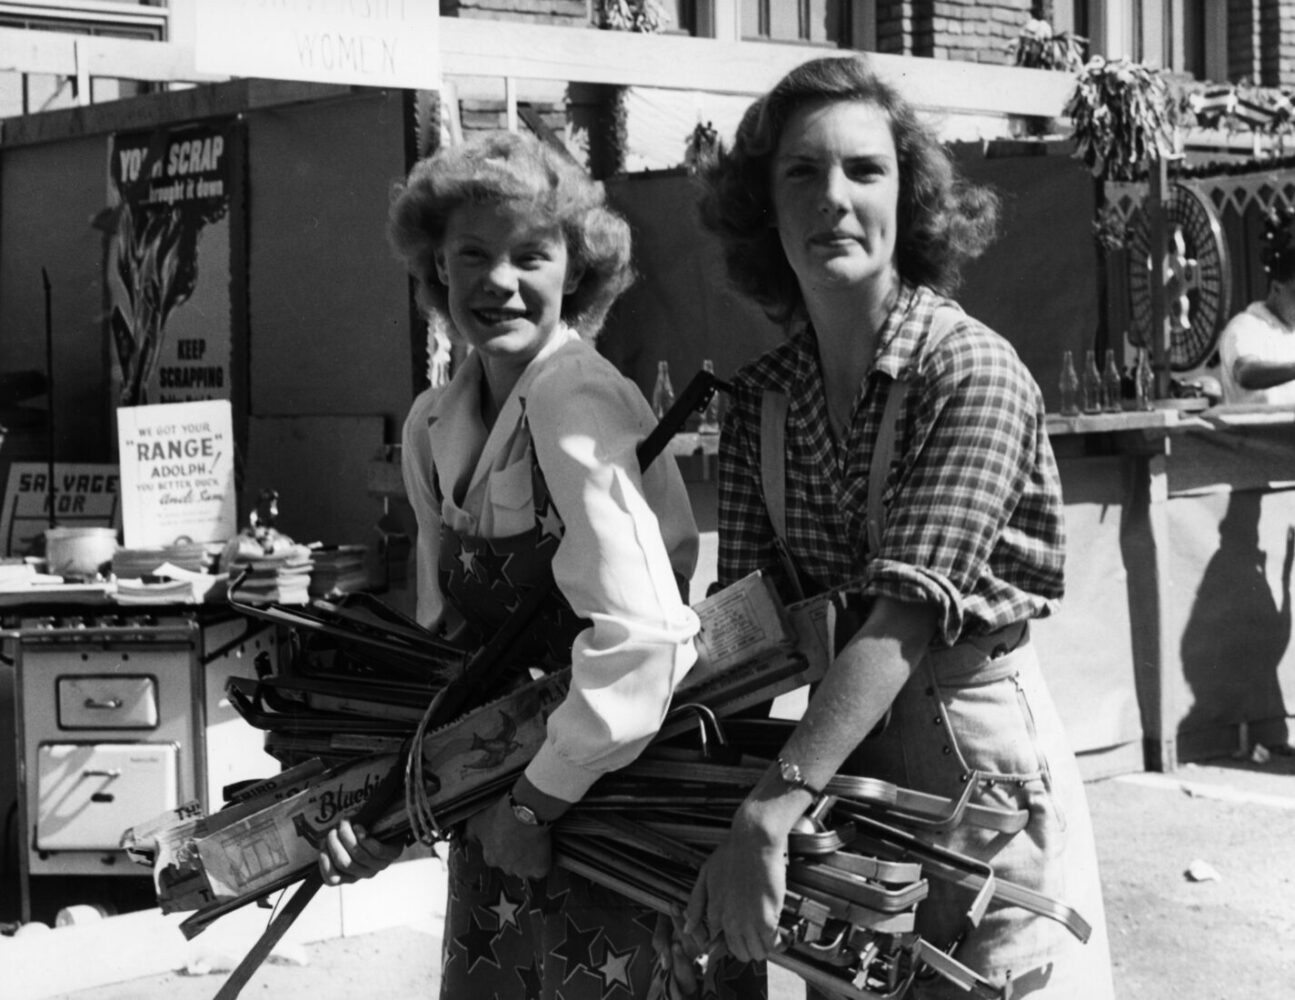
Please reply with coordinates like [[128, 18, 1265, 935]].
[[123, 573, 1091, 1000]]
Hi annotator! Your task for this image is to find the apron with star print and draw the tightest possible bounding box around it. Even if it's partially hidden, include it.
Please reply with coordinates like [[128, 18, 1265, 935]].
[[435, 439, 766, 1000], [434, 441, 588, 685]]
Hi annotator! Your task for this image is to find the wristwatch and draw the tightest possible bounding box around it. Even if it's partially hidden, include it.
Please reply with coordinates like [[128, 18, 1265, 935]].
[[507, 790, 551, 828], [775, 757, 824, 797]]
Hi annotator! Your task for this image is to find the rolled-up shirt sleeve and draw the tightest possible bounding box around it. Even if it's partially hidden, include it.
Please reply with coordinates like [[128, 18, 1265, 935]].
[[522, 357, 700, 803], [865, 330, 1059, 644]]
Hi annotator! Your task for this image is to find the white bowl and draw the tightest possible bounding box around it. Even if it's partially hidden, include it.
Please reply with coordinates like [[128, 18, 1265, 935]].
[[45, 526, 119, 580]]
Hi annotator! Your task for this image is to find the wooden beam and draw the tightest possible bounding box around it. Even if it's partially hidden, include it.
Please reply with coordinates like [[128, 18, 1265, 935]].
[[0, 27, 224, 83], [1, 21, 1078, 120], [0, 77, 360, 146], [504, 76, 518, 133], [437, 20, 1077, 118]]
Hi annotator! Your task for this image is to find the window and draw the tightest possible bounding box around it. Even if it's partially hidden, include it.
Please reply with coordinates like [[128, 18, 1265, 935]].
[[1074, 0, 1220, 82], [741, 0, 851, 45], [0, 0, 167, 37], [0, 1, 167, 116]]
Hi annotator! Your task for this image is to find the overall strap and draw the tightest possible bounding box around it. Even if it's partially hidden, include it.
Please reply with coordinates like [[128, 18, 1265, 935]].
[[865, 305, 965, 558], [759, 389, 805, 600], [759, 303, 966, 595]]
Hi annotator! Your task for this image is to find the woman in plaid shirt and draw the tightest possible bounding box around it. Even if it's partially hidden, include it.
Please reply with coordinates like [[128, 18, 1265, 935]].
[[684, 55, 1114, 998]]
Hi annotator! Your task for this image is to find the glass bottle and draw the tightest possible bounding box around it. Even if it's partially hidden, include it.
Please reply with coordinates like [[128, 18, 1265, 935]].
[[1102, 349, 1123, 413], [1081, 349, 1103, 414], [1058, 350, 1080, 417], [698, 359, 722, 434], [1134, 347, 1155, 411], [651, 359, 675, 419]]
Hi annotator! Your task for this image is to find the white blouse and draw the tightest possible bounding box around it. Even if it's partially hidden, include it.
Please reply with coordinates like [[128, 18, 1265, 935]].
[[401, 325, 700, 803], [1218, 300, 1295, 406]]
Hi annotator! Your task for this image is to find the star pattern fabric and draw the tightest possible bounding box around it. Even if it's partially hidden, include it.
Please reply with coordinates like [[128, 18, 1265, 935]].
[[437, 445, 590, 672], [452, 909, 502, 976], [596, 942, 636, 992], [438, 840, 766, 999], [490, 889, 523, 933], [551, 914, 602, 985]]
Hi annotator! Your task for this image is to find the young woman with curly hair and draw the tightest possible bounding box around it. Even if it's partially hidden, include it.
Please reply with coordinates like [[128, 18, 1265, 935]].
[[685, 55, 1114, 999], [319, 131, 758, 999]]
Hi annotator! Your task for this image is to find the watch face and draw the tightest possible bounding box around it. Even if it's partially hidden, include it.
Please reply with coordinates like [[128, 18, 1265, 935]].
[[511, 799, 542, 826], [779, 758, 803, 786]]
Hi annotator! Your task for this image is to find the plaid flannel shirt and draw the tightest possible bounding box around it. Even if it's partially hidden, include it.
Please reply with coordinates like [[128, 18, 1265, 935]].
[[717, 283, 1064, 646]]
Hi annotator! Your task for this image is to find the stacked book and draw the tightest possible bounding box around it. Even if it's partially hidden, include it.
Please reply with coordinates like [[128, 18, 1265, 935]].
[[116, 577, 202, 605], [226, 544, 315, 605], [114, 563, 226, 605], [112, 541, 211, 579], [308, 545, 369, 598]]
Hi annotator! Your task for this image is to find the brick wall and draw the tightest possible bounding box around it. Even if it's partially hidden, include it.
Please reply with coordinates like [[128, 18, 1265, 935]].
[[444, 0, 589, 27], [439, 1, 586, 146], [1228, 0, 1295, 86], [876, 0, 1036, 64], [458, 99, 568, 136], [1265, 0, 1295, 85], [1227, 0, 1257, 83]]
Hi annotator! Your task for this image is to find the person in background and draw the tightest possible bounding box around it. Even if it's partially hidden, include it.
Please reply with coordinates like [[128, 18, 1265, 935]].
[[685, 54, 1114, 998], [319, 131, 755, 998], [1218, 205, 1295, 406]]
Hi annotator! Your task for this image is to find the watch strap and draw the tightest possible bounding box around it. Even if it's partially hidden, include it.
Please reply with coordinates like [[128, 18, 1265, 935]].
[[507, 790, 551, 828], [776, 756, 825, 797]]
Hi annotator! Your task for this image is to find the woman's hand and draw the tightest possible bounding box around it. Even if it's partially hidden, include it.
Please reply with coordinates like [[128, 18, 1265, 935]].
[[681, 596, 936, 963], [466, 795, 553, 880], [317, 819, 403, 886], [683, 802, 790, 964]]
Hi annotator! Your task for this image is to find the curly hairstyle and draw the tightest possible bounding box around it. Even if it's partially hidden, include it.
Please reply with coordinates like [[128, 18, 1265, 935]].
[[697, 54, 1000, 325], [388, 131, 633, 339], [1262, 204, 1295, 284]]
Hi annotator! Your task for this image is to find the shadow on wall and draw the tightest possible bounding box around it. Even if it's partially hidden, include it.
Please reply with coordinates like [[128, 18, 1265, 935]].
[[1178, 490, 1292, 748]]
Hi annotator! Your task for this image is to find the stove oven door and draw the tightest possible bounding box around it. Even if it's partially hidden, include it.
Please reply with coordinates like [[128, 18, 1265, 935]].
[[35, 742, 181, 852]]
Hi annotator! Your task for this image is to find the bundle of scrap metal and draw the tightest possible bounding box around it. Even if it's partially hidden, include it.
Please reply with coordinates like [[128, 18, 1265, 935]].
[[545, 748, 1092, 1000], [121, 572, 812, 916], [122, 573, 1091, 999]]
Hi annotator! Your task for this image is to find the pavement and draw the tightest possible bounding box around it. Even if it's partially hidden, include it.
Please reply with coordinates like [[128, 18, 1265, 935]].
[[5, 751, 1294, 1000]]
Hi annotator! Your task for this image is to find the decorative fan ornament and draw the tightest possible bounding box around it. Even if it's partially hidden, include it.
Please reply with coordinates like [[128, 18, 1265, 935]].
[[1126, 183, 1232, 371]]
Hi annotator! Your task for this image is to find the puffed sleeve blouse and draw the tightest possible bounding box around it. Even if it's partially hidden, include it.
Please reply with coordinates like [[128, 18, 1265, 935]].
[[403, 324, 701, 804]]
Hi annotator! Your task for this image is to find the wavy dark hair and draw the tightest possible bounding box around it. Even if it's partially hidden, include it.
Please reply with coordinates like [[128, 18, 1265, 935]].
[[1262, 204, 1295, 284], [697, 54, 1000, 325], [389, 131, 633, 339]]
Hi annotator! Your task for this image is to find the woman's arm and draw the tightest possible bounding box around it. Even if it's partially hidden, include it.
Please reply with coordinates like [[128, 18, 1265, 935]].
[[684, 595, 936, 962], [1233, 353, 1295, 390], [470, 353, 701, 877], [520, 357, 700, 802]]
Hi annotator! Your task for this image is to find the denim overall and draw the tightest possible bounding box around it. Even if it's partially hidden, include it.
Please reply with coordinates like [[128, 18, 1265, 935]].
[[762, 310, 1113, 1000]]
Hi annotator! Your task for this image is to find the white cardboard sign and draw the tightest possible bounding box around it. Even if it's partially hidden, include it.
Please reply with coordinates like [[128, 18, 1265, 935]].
[[0, 464, 121, 557], [193, 0, 441, 90], [116, 400, 237, 548]]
